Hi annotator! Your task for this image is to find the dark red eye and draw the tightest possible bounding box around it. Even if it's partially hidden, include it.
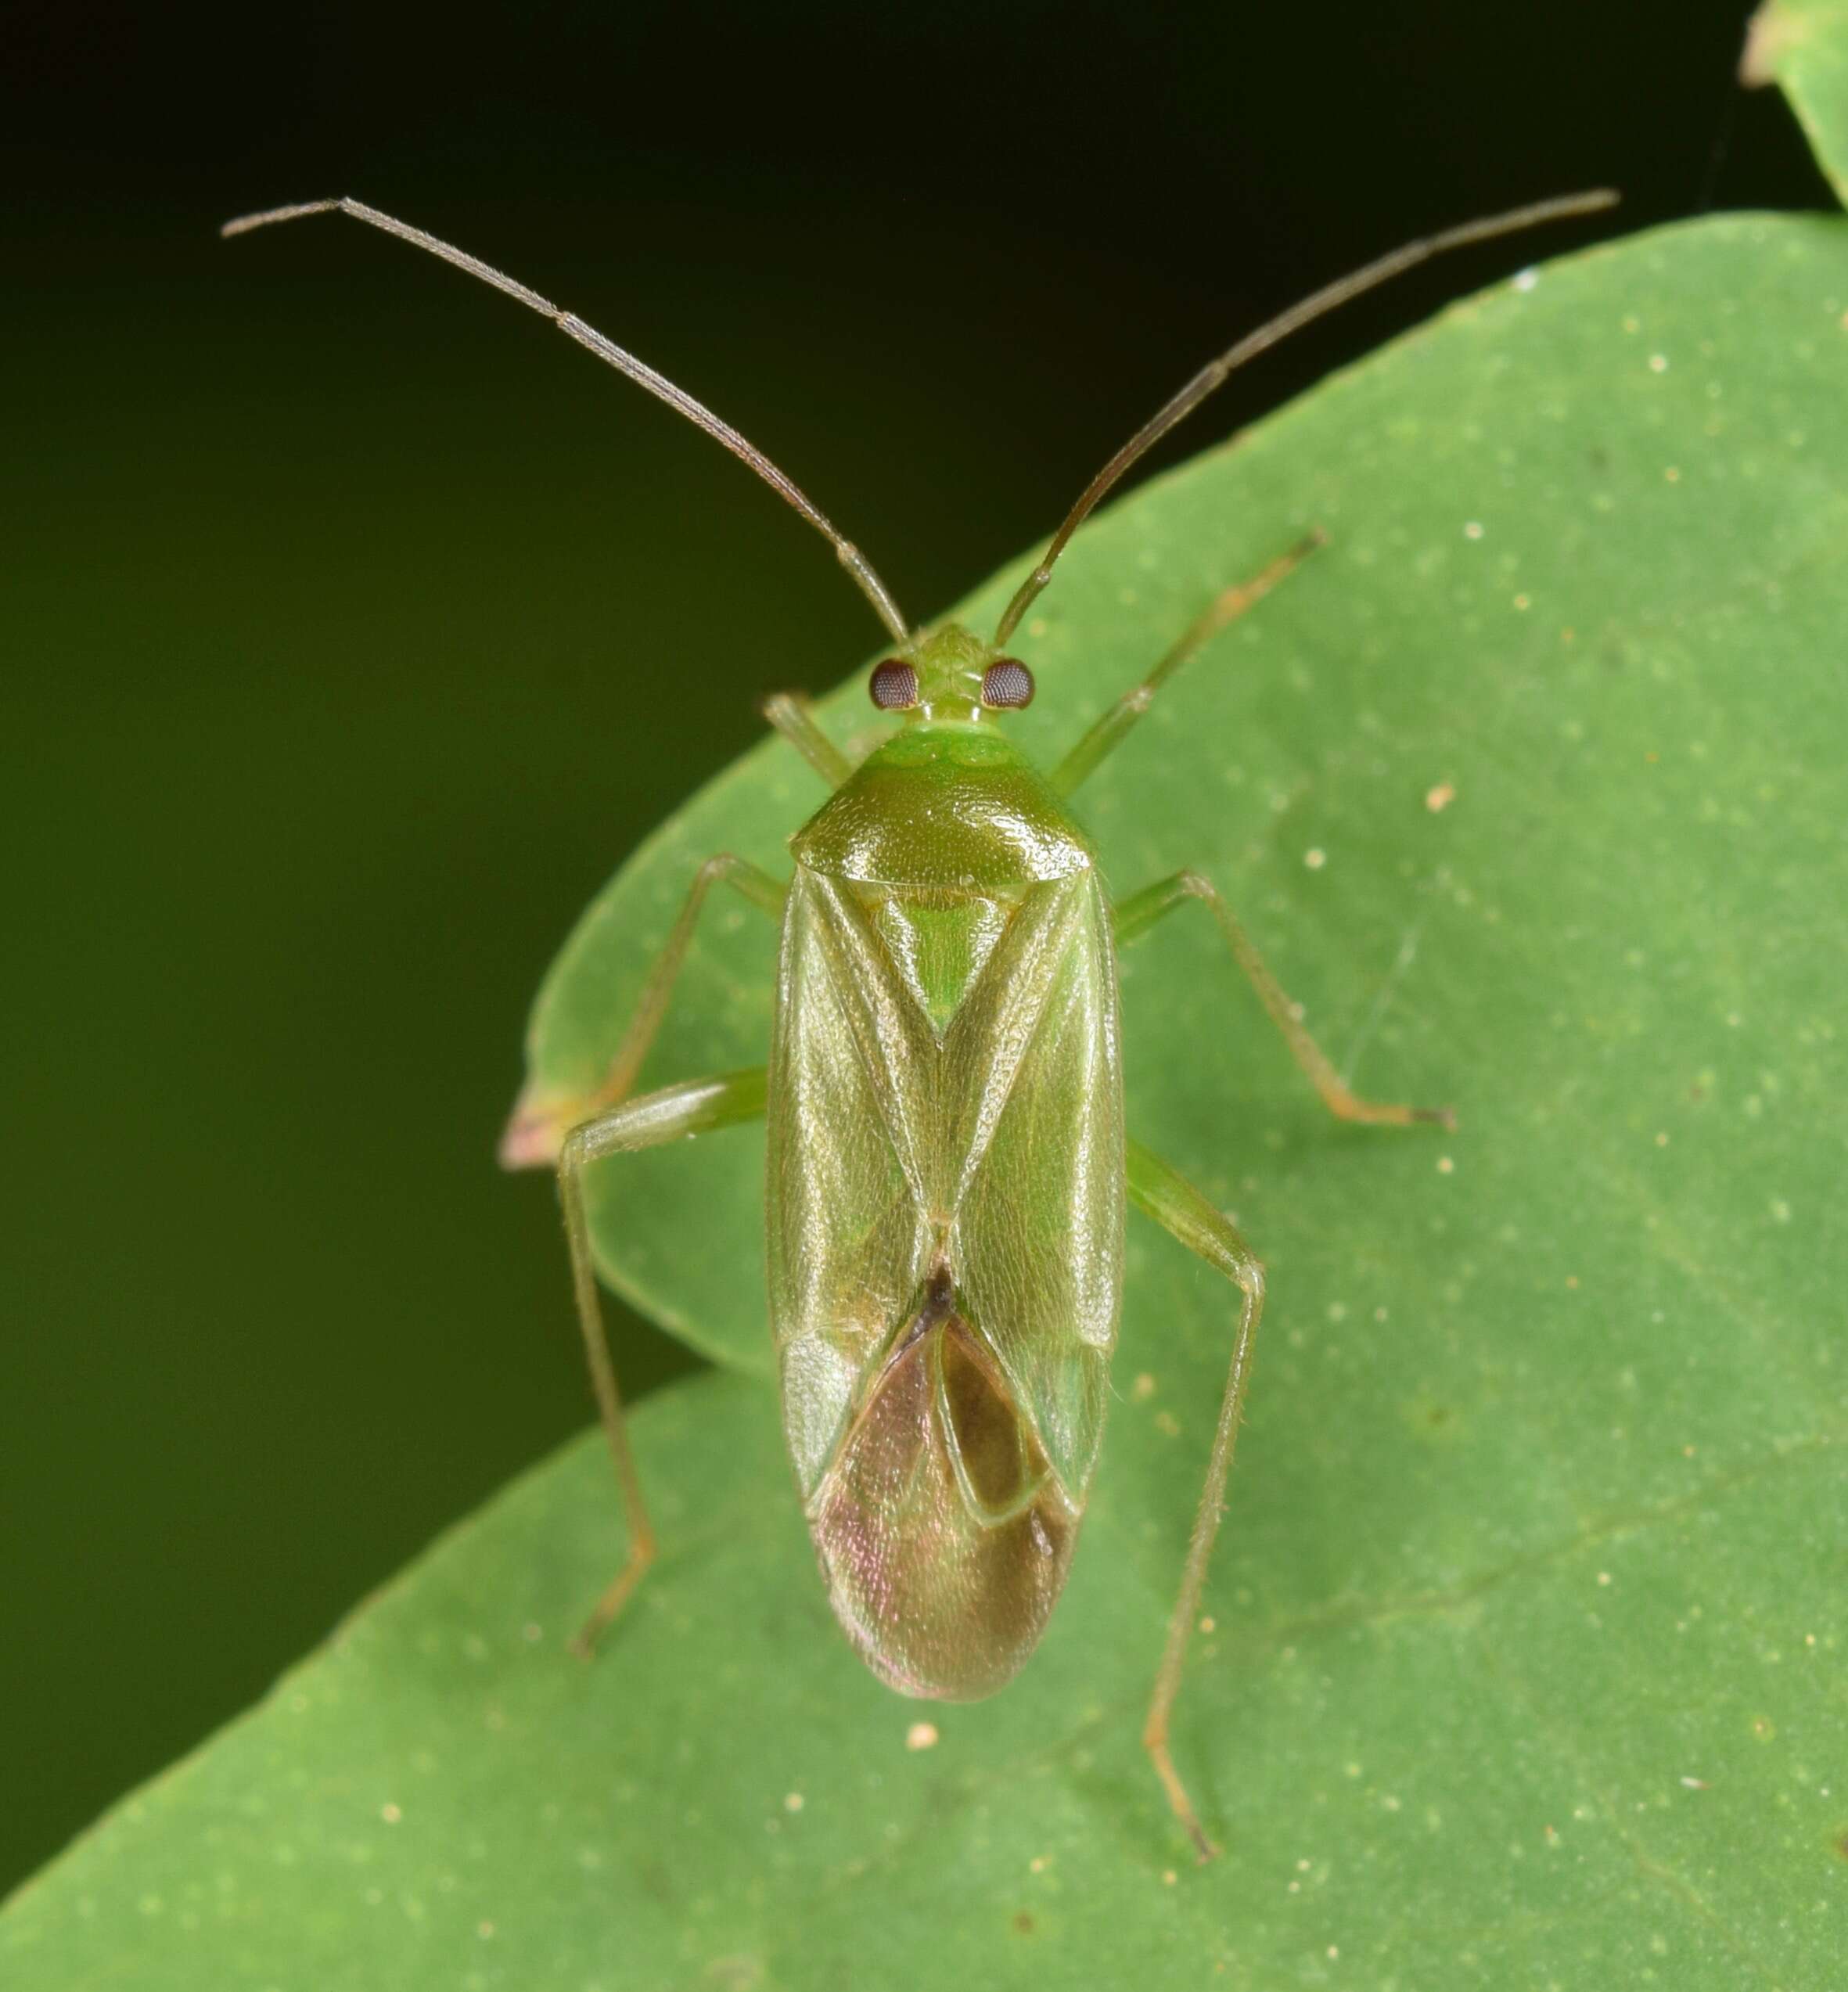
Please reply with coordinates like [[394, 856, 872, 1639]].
[[869, 658, 920, 710], [980, 658, 1034, 709]]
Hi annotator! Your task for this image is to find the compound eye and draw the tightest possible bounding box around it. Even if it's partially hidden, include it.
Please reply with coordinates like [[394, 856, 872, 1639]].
[[980, 657, 1035, 709], [869, 658, 920, 710]]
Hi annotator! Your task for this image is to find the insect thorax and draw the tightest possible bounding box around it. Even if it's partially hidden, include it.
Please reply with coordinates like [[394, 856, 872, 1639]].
[[793, 723, 1088, 877], [788, 719, 1096, 1029]]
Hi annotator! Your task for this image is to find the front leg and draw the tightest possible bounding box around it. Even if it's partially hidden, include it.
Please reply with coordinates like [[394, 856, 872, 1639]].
[[760, 689, 857, 788], [1049, 535, 1321, 798]]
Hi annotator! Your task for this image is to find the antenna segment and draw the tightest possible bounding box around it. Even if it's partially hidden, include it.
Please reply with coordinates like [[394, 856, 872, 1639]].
[[992, 189, 1619, 645], [223, 198, 912, 646]]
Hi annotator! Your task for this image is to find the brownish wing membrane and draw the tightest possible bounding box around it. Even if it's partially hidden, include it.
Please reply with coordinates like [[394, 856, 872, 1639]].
[[811, 1275, 1080, 1700]]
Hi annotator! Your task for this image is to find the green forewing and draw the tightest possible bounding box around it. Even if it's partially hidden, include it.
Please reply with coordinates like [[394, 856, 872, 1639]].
[[768, 865, 939, 1492], [944, 870, 1120, 1494], [9, 185, 1848, 1992], [771, 864, 1122, 1500]]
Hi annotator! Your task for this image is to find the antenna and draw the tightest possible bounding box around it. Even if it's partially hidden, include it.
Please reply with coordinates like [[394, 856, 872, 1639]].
[[993, 189, 1619, 646], [222, 199, 912, 648]]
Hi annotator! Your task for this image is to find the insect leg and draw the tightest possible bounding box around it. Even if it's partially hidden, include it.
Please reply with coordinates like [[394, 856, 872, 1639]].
[[760, 690, 856, 788], [1125, 1135, 1264, 1863], [501, 854, 786, 1167], [1116, 872, 1454, 1127], [1048, 535, 1322, 798], [559, 1066, 768, 1655]]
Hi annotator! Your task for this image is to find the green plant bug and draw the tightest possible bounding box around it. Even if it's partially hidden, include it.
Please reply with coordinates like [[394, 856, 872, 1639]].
[[225, 187, 1613, 1859]]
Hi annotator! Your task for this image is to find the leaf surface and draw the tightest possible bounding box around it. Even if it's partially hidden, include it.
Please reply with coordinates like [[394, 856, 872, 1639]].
[[8, 210, 1846, 1989]]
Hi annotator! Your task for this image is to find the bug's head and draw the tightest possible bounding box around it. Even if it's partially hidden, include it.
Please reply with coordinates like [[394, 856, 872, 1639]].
[[868, 624, 1034, 726]]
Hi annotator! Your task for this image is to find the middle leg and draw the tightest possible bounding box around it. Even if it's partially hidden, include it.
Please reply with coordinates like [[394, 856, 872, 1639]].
[[501, 852, 785, 1167], [1116, 870, 1453, 1128]]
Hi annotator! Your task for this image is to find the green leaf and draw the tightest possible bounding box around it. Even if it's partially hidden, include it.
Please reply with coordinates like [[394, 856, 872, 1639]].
[[1746, 0, 1848, 202], [9, 212, 1847, 1986]]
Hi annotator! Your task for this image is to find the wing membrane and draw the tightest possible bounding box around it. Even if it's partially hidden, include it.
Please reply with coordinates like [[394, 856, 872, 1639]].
[[951, 871, 1122, 1494]]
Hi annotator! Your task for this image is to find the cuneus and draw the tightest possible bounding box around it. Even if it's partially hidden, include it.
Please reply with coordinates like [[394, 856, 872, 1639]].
[[227, 188, 1609, 1860]]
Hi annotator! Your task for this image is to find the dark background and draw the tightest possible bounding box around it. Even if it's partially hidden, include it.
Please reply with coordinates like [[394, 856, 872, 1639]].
[[1, 0, 1825, 1898]]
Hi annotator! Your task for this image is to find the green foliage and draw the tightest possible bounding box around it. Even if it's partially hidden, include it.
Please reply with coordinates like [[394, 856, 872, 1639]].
[[1747, 0, 1848, 200], [9, 115, 1848, 1992]]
